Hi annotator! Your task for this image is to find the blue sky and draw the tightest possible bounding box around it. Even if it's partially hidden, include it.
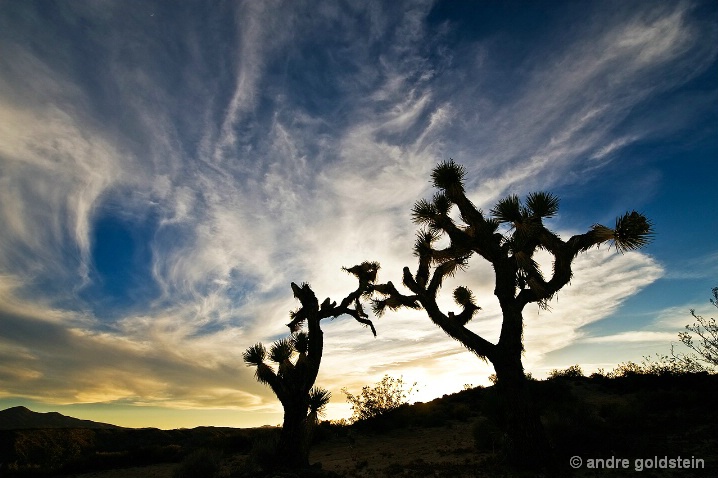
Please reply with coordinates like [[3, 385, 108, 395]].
[[0, 0, 716, 428]]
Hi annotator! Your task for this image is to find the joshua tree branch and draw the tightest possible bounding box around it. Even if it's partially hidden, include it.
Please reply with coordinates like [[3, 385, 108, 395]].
[[452, 302, 481, 326], [287, 264, 379, 337], [374, 264, 494, 361], [331, 305, 377, 336], [372, 281, 421, 314], [440, 180, 486, 230], [514, 226, 602, 308], [421, 297, 495, 361]]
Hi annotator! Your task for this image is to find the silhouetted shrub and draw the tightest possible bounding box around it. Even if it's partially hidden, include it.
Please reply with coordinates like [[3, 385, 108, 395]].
[[172, 447, 222, 478], [408, 401, 447, 428], [310, 421, 334, 444], [476, 387, 506, 429], [342, 375, 416, 422], [610, 360, 649, 377], [671, 287, 718, 373], [543, 400, 606, 454], [471, 416, 506, 453], [218, 431, 252, 454], [450, 403, 472, 421], [247, 430, 280, 471], [548, 364, 584, 379], [353, 404, 410, 433]]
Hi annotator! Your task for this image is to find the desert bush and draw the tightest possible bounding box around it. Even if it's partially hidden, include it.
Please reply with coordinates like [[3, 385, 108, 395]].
[[605, 356, 699, 379], [543, 399, 607, 455], [6, 428, 96, 472], [342, 375, 416, 422], [409, 401, 449, 428], [471, 416, 506, 453], [672, 287, 718, 373], [450, 403, 472, 421], [548, 364, 584, 379], [216, 432, 252, 454], [608, 361, 645, 377], [475, 387, 505, 429], [530, 377, 573, 409], [606, 288, 718, 378], [310, 420, 335, 444], [352, 403, 410, 433], [247, 430, 280, 471], [172, 447, 222, 478]]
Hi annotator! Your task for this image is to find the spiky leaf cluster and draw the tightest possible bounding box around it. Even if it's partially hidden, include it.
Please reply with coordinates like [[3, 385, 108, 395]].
[[413, 229, 441, 258], [526, 192, 559, 219], [343, 261, 380, 284], [431, 159, 466, 191], [245, 336, 303, 384], [412, 192, 452, 226], [411, 198, 438, 226], [243, 343, 267, 366], [491, 192, 559, 224], [453, 286, 476, 307], [270, 338, 294, 363], [612, 211, 654, 253], [308, 387, 331, 416], [588, 211, 654, 254], [491, 194, 523, 224], [244, 343, 279, 386], [491, 192, 559, 244]]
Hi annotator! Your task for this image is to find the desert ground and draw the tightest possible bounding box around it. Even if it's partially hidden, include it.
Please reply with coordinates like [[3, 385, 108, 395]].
[[65, 421, 490, 478]]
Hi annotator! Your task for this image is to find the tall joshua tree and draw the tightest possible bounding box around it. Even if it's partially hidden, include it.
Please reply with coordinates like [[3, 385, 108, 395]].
[[373, 160, 653, 468], [244, 262, 380, 469]]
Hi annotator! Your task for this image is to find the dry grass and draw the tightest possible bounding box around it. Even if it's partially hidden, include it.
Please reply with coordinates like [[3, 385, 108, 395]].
[[68, 421, 494, 478], [310, 421, 496, 477]]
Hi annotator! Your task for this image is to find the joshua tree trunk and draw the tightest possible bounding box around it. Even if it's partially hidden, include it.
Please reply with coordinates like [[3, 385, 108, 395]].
[[492, 287, 553, 467], [493, 351, 551, 468], [277, 399, 311, 469]]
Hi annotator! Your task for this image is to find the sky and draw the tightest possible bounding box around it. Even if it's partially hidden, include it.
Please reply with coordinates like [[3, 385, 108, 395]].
[[0, 0, 716, 429]]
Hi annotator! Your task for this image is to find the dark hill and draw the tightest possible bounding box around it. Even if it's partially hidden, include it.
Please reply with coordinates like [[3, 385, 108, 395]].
[[0, 406, 121, 430]]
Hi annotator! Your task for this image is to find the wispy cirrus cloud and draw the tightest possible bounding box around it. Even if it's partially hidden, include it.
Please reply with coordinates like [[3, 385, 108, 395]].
[[0, 1, 714, 425], [0, 50, 130, 294], [433, 2, 717, 203]]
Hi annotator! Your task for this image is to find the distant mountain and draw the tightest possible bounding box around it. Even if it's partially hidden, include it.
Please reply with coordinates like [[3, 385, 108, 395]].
[[0, 406, 122, 430]]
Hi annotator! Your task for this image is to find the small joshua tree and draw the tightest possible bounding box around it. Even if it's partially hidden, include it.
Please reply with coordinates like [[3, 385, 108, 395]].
[[372, 160, 653, 467], [244, 262, 380, 469]]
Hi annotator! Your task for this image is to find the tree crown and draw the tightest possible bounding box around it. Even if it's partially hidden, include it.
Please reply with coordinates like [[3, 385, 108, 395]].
[[373, 160, 654, 361]]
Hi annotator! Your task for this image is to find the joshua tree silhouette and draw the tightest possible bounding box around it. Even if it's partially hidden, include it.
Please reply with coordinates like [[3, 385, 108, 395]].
[[244, 262, 380, 469], [372, 159, 653, 468]]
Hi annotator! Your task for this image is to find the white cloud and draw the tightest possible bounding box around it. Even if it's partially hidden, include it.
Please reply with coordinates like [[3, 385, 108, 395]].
[[582, 331, 678, 344], [0, 99, 128, 285], [522, 249, 664, 360], [0, 1, 713, 423], [443, 2, 716, 205]]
